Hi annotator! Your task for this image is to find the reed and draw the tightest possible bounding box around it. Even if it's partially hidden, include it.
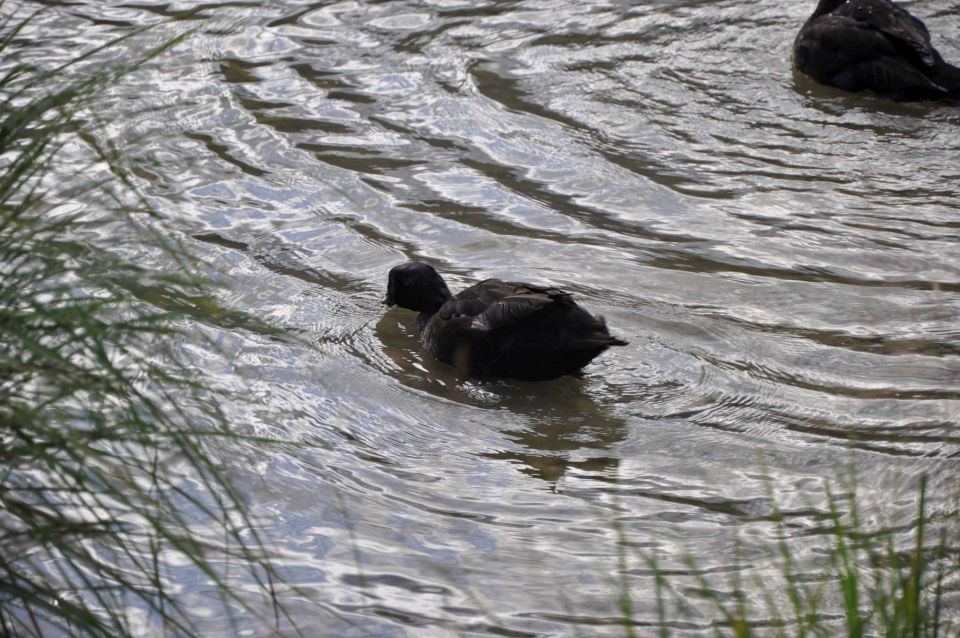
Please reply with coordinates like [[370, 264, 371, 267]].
[[642, 475, 957, 637], [0, 7, 292, 636]]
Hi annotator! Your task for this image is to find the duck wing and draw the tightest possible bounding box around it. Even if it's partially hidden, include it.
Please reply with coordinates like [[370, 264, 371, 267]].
[[796, 13, 946, 96], [436, 279, 571, 330], [470, 285, 572, 332], [835, 0, 936, 69]]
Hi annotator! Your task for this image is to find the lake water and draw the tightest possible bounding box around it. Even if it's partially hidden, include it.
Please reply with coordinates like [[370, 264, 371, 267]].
[[17, 0, 960, 635]]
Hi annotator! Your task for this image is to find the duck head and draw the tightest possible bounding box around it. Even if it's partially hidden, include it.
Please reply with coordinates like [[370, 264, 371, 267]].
[[383, 261, 452, 314], [812, 0, 847, 18]]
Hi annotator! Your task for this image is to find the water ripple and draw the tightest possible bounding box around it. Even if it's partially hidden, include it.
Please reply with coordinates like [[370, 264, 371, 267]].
[[21, 0, 960, 634]]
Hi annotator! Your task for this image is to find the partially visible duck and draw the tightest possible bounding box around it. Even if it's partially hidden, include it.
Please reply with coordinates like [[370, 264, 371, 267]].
[[794, 0, 960, 101], [383, 261, 627, 381]]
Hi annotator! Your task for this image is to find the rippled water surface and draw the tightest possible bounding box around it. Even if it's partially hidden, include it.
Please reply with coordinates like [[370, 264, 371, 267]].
[[18, 0, 960, 634]]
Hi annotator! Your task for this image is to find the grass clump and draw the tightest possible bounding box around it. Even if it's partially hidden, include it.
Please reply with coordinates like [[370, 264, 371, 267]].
[[0, 7, 291, 637], [640, 475, 958, 637]]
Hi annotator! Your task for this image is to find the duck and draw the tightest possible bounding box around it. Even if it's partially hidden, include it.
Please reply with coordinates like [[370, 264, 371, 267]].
[[794, 0, 960, 101], [383, 261, 627, 381]]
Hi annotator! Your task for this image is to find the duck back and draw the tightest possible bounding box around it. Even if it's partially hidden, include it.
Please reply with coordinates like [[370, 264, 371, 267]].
[[422, 279, 626, 381], [794, 0, 960, 101]]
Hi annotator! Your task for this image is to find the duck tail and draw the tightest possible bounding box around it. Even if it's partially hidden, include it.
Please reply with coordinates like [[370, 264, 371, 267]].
[[591, 315, 628, 347], [932, 55, 960, 98]]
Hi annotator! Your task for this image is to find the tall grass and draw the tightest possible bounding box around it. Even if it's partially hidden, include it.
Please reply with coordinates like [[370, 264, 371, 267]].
[[640, 476, 958, 637], [0, 8, 293, 637]]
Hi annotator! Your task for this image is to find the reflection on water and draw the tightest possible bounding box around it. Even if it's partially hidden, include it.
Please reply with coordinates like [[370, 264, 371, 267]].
[[13, 0, 960, 634], [483, 396, 627, 485]]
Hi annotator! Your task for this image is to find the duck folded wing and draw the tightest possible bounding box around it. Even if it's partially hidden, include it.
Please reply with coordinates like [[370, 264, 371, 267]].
[[839, 1, 935, 68], [469, 291, 564, 332], [798, 16, 946, 94], [438, 280, 568, 320], [435, 281, 571, 330]]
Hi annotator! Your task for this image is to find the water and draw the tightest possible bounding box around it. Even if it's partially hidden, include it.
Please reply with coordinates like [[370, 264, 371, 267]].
[[16, 0, 960, 634]]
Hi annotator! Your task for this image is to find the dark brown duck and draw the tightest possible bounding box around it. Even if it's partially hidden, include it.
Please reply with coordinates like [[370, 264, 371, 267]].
[[383, 261, 627, 381], [794, 0, 960, 101]]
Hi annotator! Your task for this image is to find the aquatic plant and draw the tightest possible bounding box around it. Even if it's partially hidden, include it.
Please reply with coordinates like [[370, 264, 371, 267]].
[[0, 8, 292, 637], [642, 475, 958, 637]]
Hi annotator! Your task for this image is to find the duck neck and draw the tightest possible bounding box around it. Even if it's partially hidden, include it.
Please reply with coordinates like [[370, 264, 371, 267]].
[[410, 274, 452, 332], [415, 288, 451, 332], [416, 311, 433, 333], [423, 284, 452, 313]]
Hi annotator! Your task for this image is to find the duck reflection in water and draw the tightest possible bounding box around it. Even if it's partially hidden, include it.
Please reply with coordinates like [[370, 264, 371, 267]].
[[794, 0, 960, 101], [480, 382, 629, 486]]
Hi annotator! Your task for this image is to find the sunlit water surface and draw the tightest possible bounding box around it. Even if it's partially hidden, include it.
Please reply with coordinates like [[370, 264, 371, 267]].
[[16, 0, 960, 635]]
